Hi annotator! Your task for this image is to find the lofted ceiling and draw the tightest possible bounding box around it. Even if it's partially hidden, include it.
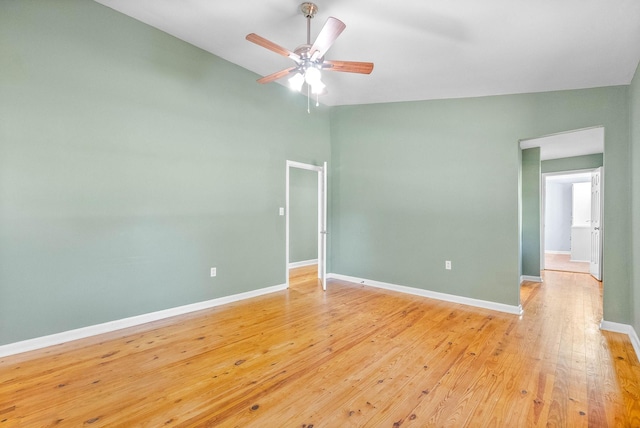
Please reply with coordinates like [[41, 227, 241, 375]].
[[520, 127, 604, 161], [94, 0, 640, 107]]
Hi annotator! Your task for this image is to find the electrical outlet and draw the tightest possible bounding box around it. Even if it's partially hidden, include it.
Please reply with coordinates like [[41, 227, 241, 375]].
[[445, 260, 452, 270], [279, 207, 285, 216], [210, 267, 217, 277]]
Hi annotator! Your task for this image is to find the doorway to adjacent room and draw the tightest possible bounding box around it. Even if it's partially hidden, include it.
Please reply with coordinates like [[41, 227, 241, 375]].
[[543, 171, 593, 274], [285, 161, 327, 290], [520, 126, 604, 281]]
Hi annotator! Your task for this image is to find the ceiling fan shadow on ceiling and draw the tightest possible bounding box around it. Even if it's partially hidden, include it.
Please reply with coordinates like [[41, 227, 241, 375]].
[[246, 2, 374, 111]]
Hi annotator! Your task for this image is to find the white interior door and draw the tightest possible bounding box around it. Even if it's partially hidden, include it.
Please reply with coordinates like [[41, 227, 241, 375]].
[[590, 167, 603, 280]]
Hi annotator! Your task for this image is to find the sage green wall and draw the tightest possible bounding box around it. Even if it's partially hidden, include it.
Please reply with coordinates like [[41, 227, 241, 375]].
[[541, 153, 603, 174], [290, 168, 318, 263], [631, 63, 640, 335], [331, 87, 631, 322], [2, 0, 636, 347], [521, 148, 541, 278], [0, 0, 330, 345]]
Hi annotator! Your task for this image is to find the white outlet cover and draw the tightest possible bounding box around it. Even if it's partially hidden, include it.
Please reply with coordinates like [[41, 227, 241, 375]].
[[279, 207, 285, 216], [210, 267, 217, 277]]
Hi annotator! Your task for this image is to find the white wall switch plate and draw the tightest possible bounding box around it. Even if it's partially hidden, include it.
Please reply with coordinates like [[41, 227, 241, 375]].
[[210, 267, 217, 277], [279, 207, 285, 216]]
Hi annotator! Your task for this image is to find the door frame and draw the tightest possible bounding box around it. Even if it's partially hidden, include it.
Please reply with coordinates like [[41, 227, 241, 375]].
[[285, 160, 328, 290], [590, 166, 603, 280], [541, 167, 604, 278]]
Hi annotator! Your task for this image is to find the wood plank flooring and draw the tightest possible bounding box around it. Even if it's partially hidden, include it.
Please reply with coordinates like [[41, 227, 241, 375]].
[[545, 252, 590, 274], [1, 267, 639, 427]]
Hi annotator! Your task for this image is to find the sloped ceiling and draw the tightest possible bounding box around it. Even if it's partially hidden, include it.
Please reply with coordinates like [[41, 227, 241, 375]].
[[520, 127, 604, 161], [94, 0, 640, 107]]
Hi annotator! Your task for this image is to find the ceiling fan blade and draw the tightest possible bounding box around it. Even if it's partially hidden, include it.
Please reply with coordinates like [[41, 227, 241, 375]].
[[309, 17, 346, 59], [246, 33, 300, 62], [324, 60, 374, 74], [257, 67, 297, 84]]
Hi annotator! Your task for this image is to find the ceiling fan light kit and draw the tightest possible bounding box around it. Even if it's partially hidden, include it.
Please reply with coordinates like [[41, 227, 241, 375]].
[[246, 2, 374, 112]]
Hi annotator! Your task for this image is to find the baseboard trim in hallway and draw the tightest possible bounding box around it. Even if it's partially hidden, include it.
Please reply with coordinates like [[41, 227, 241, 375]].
[[288, 259, 318, 268], [521, 275, 543, 283]]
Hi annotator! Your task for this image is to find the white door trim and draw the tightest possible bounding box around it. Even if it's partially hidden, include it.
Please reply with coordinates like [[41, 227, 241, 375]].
[[590, 166, 603, 280], [320, 162, 328, 290], [285, 160, 327, 289]]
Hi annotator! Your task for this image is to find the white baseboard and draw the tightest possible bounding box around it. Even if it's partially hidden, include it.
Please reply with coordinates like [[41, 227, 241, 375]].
[[0, 283, 288, 358], [600, 320, 640, 362], [521, 275, 543, 283], [328, 273, 522, 315], [545, 251, 571, 255], [288, 259, 318, 268]]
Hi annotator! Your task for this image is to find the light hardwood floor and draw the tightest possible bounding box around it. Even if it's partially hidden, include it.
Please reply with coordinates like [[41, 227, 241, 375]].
[[1, 267, 639, 427], [544, 252, 590, 274]]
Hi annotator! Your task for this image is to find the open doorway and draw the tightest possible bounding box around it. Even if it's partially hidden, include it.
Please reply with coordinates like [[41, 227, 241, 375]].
[[288, 166, 319, 289], [543, 171, 593, 274], [520, 126, 604, 281], [285, 161, 327, 290]]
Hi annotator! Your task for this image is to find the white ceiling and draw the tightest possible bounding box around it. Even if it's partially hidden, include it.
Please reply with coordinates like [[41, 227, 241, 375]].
[[520, 127, 604, 160], [546, 172, 591, 184], [94, 0, 640, 107]]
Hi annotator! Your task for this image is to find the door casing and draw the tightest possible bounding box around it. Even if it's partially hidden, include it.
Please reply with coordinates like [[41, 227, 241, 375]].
[[285, 160, 328, 290]]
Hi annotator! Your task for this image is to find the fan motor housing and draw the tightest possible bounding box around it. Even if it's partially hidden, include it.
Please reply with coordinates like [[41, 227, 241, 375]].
[[294, 44, 311, 59], [294, 44, 324, 65]]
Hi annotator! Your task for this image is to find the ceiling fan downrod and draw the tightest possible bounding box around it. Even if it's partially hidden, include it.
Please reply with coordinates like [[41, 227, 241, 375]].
[[300, 2, 318, 45]]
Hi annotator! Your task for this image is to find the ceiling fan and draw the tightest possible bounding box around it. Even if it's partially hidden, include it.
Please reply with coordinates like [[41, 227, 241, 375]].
[[246, 2, 374, 103]]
